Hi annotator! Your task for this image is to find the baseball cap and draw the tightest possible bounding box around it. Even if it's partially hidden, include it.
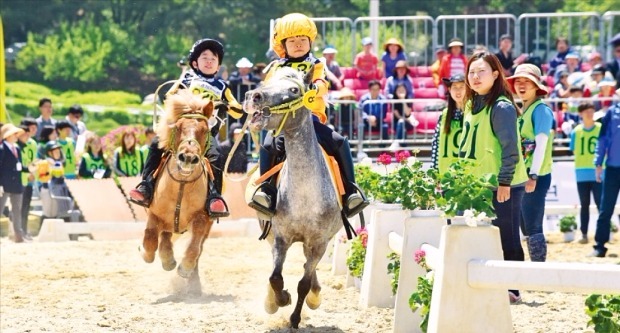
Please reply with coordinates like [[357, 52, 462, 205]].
[[361, 37, 373, 46]]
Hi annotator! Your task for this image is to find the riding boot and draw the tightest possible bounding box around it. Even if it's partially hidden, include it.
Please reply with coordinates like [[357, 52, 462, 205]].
[[206, 165, 230, 218], [333, 138, 369, 218], [128, 138, 162, 207], [526, 233, 547, 262], [249, 143, 280, 219]]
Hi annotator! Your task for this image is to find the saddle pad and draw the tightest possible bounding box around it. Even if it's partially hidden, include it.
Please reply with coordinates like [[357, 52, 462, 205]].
[[244, 148, 344, 209]]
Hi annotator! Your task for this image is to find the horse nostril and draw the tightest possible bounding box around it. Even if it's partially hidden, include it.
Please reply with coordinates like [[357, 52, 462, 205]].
[[253, 92, 263, 104], [177, 153, 185, 163], [191, 156, 199, 164]]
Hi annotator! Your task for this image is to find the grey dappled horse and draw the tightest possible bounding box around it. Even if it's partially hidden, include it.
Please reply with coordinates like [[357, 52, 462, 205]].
[[245, 67, 343, 328]]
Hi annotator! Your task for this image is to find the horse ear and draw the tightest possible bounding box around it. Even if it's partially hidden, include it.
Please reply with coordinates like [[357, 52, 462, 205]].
[[303, 64, 314, 86], [202, 100, 214, 118]]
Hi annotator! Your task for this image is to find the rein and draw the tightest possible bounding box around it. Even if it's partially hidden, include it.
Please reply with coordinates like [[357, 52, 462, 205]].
[[165, 155, 208, 233]]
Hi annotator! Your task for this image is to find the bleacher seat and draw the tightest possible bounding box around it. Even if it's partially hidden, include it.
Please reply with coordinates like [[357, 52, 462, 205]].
[[542, 75, 555, 88], [354, 89, 369, 100], [412, 110, 441, 134], [415, 87, 441, 99], [412, 77, 436, 89], [409, 66, 432, 77], [344, 78, 370, 90], [342, 67, 358, 80], [412, 99, 446, 112]]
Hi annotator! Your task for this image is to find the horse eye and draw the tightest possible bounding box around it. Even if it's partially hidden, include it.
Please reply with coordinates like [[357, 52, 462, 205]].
[[289, 87, 299, 94]]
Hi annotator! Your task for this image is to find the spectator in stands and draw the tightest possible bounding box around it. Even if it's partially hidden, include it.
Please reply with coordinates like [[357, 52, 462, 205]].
[[384, 60, 414, 98], [389, 83, 417, 151], [332, 87, 357, 138], [552, 70, 570, 99], [590, 100, 620, 257], [354, 37, 380, 80], [431, 47, 447, 93], [605, 33, 620, 89], [594, 79, 617, 112], [381, 38, 407, 79], [65, 104, 87, 140], [113, 129, 143, 177], [461, 52, 527, 302], [555, 52, 582, 85], [0, 124, 27, 243], [587, 51, 604, 69], [17, 123, 37, 240], [569, 103, 602, 244], [37, 126, 57, 159], [228, 57, 262, 104], [79, 134, 111, 179], [438, 38, 467, 90], [359, 80, 389, 139], [431, 73, 465, 173], [495, 34, 526, 77], [583, 65, 606, 97], [55, 121, 77, 179], [507, 64, 554, 263], [35, 98, 56, 141], [218, 122, 248, 174], [547, 37, 572, 76], [253, 62, 268, 81], [322, 47, 344, 91]]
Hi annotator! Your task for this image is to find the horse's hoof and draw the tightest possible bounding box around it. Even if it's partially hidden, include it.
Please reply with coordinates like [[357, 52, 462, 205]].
[[306, 291, 321, 310], [139, 245, 155, 263], [162, 259, 177, 271], [290, 313, 301, 329], [279, 290, 292, 307], [177, 265, 192, 279]]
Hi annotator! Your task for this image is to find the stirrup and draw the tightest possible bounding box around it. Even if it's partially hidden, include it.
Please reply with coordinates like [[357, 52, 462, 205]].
[[128, 182, 153, 208], [248, 182, 277, 219], [207, 196, 230, 219], [343, 183, 369, 218]]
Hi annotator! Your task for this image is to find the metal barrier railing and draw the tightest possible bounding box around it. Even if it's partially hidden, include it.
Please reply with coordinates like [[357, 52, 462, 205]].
[[602, 11, 620, 62], [434, 14, 517, 55], [517, 12, 602, 63]]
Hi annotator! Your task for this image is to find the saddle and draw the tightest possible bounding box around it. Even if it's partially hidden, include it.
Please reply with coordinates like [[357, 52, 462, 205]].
[[244, 148, 344, 209]]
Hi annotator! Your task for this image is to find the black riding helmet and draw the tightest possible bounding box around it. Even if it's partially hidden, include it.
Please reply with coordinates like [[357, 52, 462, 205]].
[[44, 140, 63, 158], [187, 38, 224, 70]]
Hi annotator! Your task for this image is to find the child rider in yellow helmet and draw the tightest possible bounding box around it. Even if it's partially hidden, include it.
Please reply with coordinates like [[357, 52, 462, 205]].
[[249, 13, 369, 219]]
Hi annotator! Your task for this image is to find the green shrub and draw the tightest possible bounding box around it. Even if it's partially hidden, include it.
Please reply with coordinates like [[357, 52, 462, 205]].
[[585, 294, 620, 333], [5, 81, 56, 100]]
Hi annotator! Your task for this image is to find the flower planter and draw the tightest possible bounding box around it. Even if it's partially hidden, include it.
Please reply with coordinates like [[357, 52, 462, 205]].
[[563, 231, 575, 243], [409, 209, 443, 218], [353, 276, 362, 289]]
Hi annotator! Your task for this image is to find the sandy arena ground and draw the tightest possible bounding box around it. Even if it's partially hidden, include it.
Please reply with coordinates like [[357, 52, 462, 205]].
[[0, 227, 618, 333]]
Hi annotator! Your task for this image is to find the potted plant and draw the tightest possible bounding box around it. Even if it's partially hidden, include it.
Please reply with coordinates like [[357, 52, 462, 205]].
[[346, 226, 368, 288], [409, 249, 433, 333], [435, 159, 497, 224], [387, 252, 400, 296], [559, 215, 578, 242]]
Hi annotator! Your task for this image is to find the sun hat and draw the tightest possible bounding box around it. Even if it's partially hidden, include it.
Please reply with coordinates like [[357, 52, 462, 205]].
[[506, 64, 549, 96], [565, 52, 580, 60], [441, 73, 465, 87], [383, 38, 404, 52], [361, 37, 373, 46], [588, 51, 602, 61], [235, 57, 253, 68], [598, 78, 617, 87], [1, 123, 25, 139], [447, 38, 464, 48], [334, 87, 356, 100], [322, 47, 337, 54], [499, 34, 513, 41]]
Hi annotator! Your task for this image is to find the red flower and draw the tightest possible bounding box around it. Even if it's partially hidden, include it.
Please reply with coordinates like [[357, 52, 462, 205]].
[[356, 227, 369, 248], [395, 150, 411, 164], [414, 249, 426, 265], [377, 153, 392, 166]]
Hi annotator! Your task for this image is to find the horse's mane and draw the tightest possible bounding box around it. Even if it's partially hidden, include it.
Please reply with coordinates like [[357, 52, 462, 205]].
[[157, 90, 212, 149]]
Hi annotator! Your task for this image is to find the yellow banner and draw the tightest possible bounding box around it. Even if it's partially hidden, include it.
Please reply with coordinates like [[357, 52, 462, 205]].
[[0, 15, 6, 123]]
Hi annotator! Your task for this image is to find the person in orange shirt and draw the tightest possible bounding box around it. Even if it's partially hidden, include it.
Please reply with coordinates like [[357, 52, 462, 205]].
[[438, 38, 468, 90]]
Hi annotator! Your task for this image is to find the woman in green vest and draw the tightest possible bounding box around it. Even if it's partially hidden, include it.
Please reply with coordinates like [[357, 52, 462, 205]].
[[113, 130, 143, 177], [79, 134, 111, 179], [431, 73, 466, 173], [506, 64, 555, 263], [460, 52, 528, 303]]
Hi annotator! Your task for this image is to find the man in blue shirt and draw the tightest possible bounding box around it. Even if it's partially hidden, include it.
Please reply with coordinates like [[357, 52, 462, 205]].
[[590, 101, 620, 257], [359, 80, 389, 140]]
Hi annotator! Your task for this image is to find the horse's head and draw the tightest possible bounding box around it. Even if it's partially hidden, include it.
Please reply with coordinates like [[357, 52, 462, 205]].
[[244, 66, 313, 132], [158, 90, 213, 175]]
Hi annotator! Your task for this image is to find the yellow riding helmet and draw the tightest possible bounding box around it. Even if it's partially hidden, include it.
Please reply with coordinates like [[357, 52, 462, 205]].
[[272, 13, 317, 58]]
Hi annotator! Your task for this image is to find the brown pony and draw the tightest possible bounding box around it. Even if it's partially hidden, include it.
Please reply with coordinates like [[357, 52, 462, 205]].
[[139, 90, 214, 294]]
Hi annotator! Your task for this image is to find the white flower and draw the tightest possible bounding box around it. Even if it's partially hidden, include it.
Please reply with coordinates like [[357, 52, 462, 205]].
[[407, 156, 417, 166], [463, 209, 477, 227], [476, 212, 487, 220], [360, 157, 373, 167]]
